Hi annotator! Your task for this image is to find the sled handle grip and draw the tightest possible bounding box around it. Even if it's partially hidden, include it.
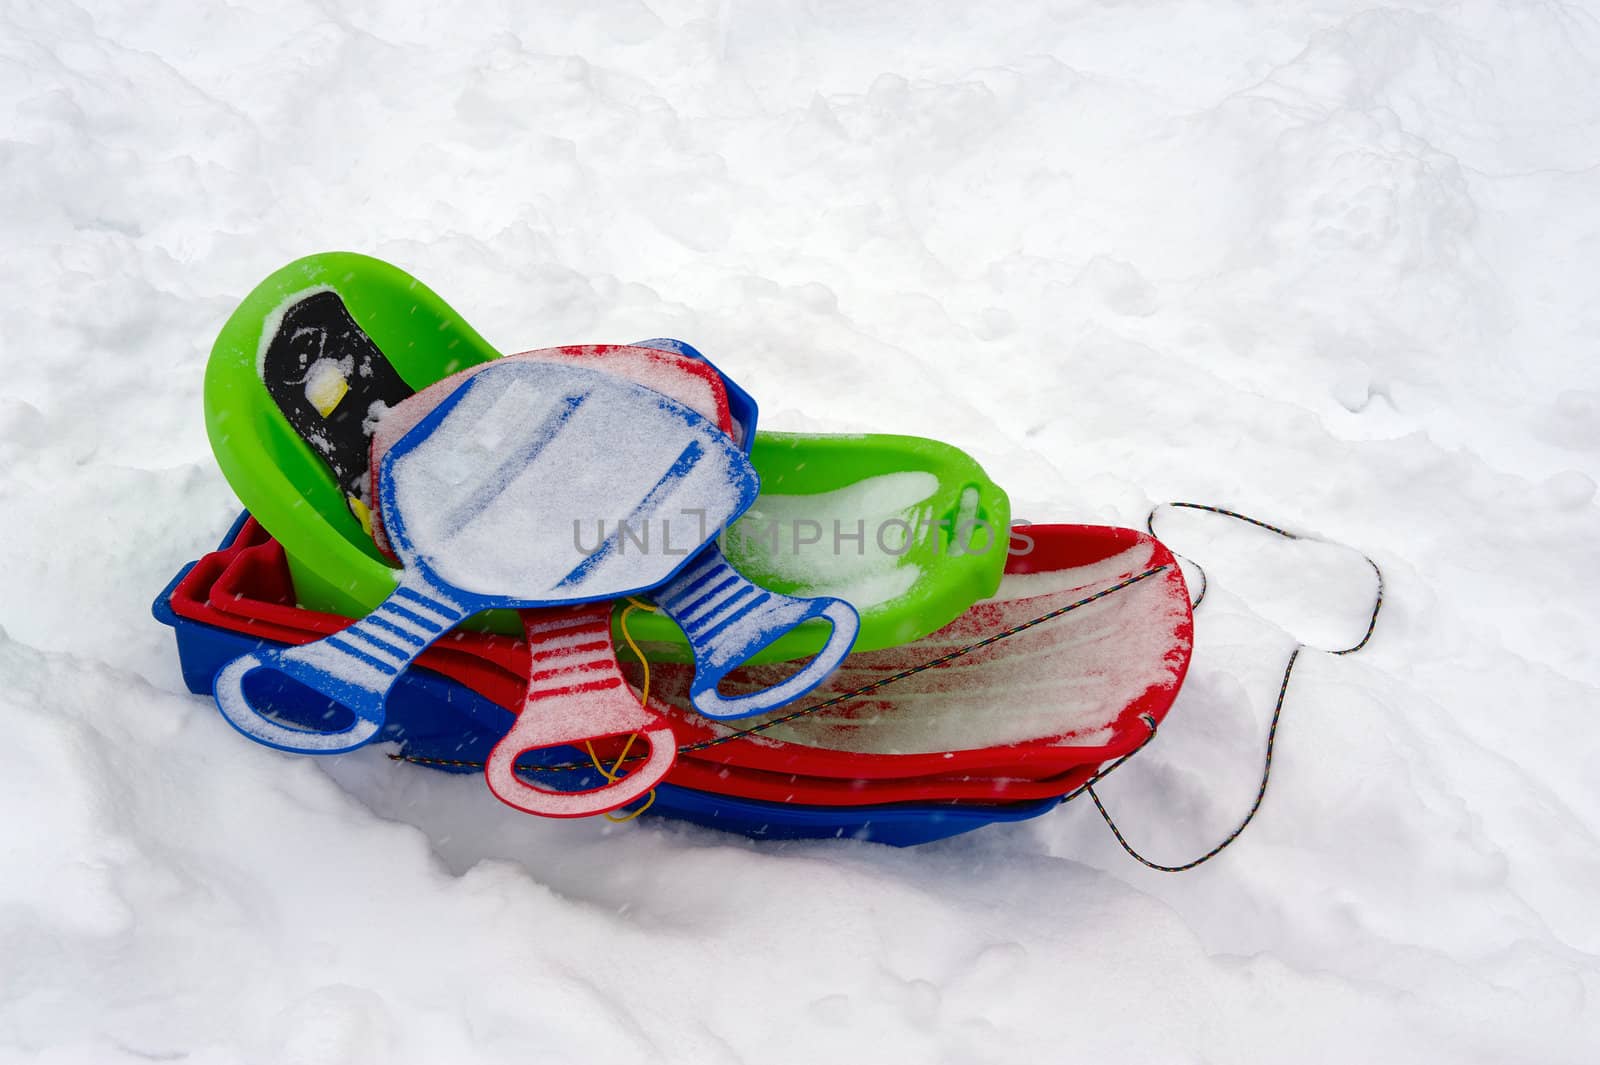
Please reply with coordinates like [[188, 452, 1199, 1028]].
[[484, 605, 679, 817], [211, 578, 467, 754], [486, 713, 677, 818], [654, 553, 860, 721]]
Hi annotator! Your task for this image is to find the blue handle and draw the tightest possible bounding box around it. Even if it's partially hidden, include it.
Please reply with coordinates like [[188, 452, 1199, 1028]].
[[653, 550, 859, 720], [212, 574, 468, 753]]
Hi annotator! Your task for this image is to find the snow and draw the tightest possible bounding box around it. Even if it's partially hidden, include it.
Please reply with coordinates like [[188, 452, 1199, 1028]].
[[724, 471, 937, 609], [371, 346, 728, 472], [2, 1, 1599, 1062], [369, 345, 728, 553], [387, 361, 748, 600]]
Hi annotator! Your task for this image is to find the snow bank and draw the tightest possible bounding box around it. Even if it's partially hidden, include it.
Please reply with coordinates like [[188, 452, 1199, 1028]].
[[2, 0, 1598, 1061]]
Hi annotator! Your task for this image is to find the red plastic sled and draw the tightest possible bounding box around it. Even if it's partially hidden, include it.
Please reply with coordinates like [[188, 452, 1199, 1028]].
[[168, 519, 1193, 805]]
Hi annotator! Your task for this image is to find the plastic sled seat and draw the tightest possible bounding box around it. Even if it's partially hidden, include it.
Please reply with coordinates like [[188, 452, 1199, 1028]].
[[205, 356, 761, 819], [360, 343, 862, 728], [172, 515, 1191, 806], [203, 252, 1008, 666], [153, 521, 1057, 846]]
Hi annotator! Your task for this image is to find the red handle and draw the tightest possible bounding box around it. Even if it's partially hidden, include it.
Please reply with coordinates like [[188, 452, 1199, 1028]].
[[484, 604, 677, 818]]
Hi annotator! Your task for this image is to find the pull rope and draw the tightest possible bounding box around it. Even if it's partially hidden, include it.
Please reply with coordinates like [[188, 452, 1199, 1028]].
[[1079, 503, 1384, 872], [390, 504, 1378, 863], [591, 597, 660, 823]]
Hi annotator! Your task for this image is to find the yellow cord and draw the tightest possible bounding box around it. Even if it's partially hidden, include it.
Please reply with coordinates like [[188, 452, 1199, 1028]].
[[618, 596, 656, 705], [598, 598, 660, 823]]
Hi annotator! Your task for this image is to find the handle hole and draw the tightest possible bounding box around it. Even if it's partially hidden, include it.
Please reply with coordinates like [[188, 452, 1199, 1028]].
[[715, 653, 819, 698], [505, 736, 653, 793], [711, 614, 843, 698], [241, 669, 358, 734]]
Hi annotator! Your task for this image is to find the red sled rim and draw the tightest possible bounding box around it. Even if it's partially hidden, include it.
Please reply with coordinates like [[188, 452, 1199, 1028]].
[[169, 519, 1192, 805], [643, 525, 1192, 785]]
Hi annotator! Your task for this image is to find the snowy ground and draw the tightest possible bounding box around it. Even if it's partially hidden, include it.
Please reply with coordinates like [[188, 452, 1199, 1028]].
[[3, 1, 1600, 1061]]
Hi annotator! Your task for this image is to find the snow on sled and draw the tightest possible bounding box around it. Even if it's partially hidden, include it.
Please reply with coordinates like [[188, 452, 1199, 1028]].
[[367, 343, 860, 725], [353, 343, 857, 815]]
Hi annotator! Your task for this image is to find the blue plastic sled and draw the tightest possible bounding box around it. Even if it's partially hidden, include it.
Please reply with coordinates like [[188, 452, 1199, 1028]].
[[154, 518, 1055, 846]]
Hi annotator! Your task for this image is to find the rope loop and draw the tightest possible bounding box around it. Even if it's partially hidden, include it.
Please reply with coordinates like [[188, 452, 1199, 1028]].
[[1082, 503, 1383, 871]]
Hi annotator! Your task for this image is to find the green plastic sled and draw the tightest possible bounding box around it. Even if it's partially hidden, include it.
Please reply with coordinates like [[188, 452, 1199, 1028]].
[[203, 252, 1010, 663]]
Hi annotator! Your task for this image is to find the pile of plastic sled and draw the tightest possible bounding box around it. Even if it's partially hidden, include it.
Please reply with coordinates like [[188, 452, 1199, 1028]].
[[154, 253, 1195, 845]]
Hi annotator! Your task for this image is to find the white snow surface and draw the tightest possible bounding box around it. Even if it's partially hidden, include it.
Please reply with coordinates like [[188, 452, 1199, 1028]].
[[725, 471, 937, 609], [2, 1, 1599, 1062]]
